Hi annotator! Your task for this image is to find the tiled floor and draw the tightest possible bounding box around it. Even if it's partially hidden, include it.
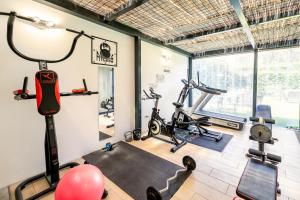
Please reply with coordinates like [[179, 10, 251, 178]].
[[8, 124, 300, 200]]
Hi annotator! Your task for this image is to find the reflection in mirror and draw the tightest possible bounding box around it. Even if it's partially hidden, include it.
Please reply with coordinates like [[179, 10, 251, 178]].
[[98, 67, 114, 140]]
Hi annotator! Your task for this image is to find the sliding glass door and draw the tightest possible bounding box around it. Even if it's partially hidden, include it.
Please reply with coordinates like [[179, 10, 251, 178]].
[[257, 48, 300, 128], [192, 47, 300, 128], [192, 53, 254, 118]]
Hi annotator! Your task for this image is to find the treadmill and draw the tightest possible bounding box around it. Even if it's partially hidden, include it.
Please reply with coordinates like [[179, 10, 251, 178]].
[[190, 81, 247, 130]]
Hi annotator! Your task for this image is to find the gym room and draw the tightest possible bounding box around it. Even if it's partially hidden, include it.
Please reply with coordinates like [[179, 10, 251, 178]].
[[0, 0, 299, 200]]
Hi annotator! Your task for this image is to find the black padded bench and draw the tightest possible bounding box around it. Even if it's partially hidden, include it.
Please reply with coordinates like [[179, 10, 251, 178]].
[[236, 159, 278, 200], [255, 105, 272, 129]]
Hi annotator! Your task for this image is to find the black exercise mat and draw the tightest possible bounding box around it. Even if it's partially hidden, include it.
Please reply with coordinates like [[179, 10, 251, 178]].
[[175, 129, 233, 152], [83, 141, 191, 200], [99, 131, 111, 140]]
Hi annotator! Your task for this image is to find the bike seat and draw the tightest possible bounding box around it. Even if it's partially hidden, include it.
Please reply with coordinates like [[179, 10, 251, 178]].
[[172, 102, 184, 108]]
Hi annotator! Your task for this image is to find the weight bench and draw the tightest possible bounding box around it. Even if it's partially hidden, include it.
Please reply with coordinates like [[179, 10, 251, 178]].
[[254, 105, 272, 129], [237, 159, 278, 200], [236, 105, 281, 200]]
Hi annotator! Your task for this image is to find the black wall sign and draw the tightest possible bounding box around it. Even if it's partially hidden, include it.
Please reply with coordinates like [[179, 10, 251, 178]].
[[91, 36, 117, 67]]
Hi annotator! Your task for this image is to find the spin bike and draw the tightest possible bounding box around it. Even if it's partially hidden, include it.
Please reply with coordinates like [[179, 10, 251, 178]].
[[236, 105, 281, 200], [141, 88, 187, 153], [173, 78, 223, 142], [100, 97, 114, 128], [4, 12, 107, 200]]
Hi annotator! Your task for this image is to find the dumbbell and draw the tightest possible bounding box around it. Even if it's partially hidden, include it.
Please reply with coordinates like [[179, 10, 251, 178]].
[[146, 156, 196, 200]]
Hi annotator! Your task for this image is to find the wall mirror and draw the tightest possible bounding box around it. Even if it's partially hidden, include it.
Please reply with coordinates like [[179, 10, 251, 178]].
[[98, 67, 115, 140]]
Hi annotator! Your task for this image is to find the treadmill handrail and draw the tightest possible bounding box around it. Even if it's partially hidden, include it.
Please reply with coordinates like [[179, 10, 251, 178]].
[[205, 86, 227, 93], [190, 80, 221, 95], [198, 80, 227, 93]]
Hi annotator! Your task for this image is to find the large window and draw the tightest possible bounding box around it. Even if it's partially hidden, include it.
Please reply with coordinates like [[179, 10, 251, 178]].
[[192, 53, 254, 118], [257, 48, 300, 128]]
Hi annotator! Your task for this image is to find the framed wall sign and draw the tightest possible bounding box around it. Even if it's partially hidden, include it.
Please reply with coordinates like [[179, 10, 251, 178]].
[[91, 36, 117, 67]]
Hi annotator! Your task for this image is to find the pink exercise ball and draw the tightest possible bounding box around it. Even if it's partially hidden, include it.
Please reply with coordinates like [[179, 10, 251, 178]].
[[55, 164, 105, 200]]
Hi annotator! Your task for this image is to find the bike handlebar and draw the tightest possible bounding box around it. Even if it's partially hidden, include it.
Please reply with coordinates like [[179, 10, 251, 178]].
[[143, 88, 162, 100], [181, 79, 189, 86], [143, 89, 152, 99]]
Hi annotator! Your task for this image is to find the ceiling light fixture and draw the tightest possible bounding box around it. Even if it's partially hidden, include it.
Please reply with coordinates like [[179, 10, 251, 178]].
[[30, 16, 56, 28]]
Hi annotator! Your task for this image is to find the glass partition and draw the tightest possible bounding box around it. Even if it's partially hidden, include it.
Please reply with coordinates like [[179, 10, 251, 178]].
[[257, 48, 300, 128], [192, 53, 254, 118]]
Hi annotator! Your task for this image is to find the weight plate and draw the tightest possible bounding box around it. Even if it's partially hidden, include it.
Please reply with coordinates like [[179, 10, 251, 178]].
[[149, 119, 162, 135], [182, 156, 196, 171], [250, 124, 272, 143], [146, 186, 161, 200]]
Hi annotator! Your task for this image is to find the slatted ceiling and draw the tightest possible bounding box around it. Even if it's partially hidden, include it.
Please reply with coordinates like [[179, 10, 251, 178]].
[[70, 0, 300, 55], [173, 28, 249, 53], [116, 0, 187, 41], [240, 0, 300, 23], [117, 0, 240, 42], [72, 0, 129, 15], [252, 15, 300, 46], [115, 5, 183, 41]]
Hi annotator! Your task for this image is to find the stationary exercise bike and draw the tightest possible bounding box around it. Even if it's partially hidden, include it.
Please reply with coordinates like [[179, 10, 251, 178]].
[[100, 97, 114, 128], [236, 105, 281, 200], [100, 97, 114, 117], [141, 88, 187, 153], [172, 78, 223, 142], [4, 12, 107, 200]]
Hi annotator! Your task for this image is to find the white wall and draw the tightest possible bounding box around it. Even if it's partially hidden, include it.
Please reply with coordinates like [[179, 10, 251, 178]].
[[141, 41, 188, 131], [0, 0, 134, 188]]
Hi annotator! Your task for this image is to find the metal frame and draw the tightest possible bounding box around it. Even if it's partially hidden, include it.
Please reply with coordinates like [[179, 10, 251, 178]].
[[166, 24, 242, 45], [135, 36, 142, 129], [105, 0, 150, 22], [193, 38, 300, 59], [188, 57, 193, 107], [193, 45, 254, 58], [35, 0, 191, 57], [230, 0, 256, 49], [252, 49, 258, 117], [169, 9, 300, 45]]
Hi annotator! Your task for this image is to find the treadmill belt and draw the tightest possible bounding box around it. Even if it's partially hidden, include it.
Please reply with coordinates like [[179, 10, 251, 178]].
[[195, 110, 246, 123], [83, 141, 191, 200], [175, 129, 233, 152]]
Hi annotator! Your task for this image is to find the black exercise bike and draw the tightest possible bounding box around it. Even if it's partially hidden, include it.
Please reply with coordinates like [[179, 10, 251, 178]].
[[173, 78, 223, 142], [100, 97, 114, 128], [141, 88, 187, 153]]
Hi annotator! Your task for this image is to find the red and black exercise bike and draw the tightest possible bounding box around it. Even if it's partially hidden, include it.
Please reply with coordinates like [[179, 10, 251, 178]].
[[3, 11, 107, 200]]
